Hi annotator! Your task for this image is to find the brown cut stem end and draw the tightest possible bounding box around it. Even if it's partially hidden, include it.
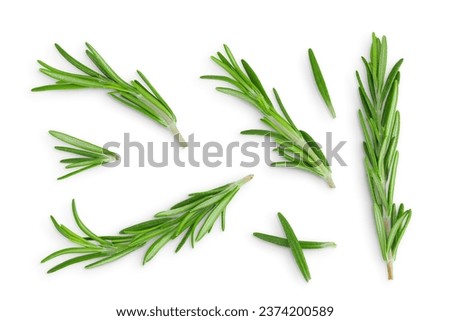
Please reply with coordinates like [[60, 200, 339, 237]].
[[387, 261, 394, 280]]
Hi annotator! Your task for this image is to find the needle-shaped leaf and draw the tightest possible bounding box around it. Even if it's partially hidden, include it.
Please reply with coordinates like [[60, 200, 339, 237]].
[[308, 49, 336, 118], [277, 213, 311, 282], [253, 232, 336, 249]]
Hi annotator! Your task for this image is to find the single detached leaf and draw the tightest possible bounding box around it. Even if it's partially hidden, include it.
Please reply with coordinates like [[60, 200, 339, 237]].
[[308, 49, 336, 118], [253, 232, 336, 249], [277, 213, 311, 281]]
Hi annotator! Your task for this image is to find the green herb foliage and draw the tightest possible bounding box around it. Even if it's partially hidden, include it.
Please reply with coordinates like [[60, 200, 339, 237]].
[[42, 175, 253, 273], [32, 43, 185, 146], [253, 232, 336, 249], [277, 213, 311, 281], [308, 48, 336, 118], [202, 45, 334, 187], [254, 213, 335, 282], [357, 33, 412, 279], [49, 130, 119, 180]]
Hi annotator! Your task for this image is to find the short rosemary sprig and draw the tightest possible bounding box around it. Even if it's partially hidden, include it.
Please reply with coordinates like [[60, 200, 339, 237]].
[[202, 45, 334, 188], [32, 43, 186, 146], [254, 213, 335, 282], [42, 175, 253, 273], [49, 130, 119, 180], [308, 48, 336, 118], [357, 33, 412, 279]]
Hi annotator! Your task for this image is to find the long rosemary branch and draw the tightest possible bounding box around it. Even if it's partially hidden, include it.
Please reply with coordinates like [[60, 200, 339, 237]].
[[42, 175, 252, 273], [357, 33, 412, 279]]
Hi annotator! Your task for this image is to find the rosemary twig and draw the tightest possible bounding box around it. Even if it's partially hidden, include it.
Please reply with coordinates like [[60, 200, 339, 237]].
[[49, 130, 119, 180], [42, 175, 253, 273], [202, 45, 335, 188], [32, 43, 186, 146], [357, 33, 412, 279], [308, 48, 336, 118]]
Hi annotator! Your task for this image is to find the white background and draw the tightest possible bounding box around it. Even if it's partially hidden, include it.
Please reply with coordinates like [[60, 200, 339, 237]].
[[1, 0, 449, 320]]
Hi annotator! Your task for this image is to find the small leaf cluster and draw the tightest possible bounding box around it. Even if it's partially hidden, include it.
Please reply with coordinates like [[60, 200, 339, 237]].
[[49, 130, 119, 180]]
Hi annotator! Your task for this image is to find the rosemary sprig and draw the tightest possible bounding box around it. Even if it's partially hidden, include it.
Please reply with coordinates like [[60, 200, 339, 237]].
[[308, 48, 336, 118], [49, 130, 119, 180], [357, 33, 412, 279], [202, 45, 335, 188], [42, 175, 253, 273], [32, 43, 186, 146]]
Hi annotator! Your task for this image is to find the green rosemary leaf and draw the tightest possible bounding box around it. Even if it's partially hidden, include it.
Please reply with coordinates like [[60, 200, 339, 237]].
[[31, 84, 84, 91], [39, 68, 115, 89], [47, 253, 108, 274], [253, 232, 336, 249], [85, 43, 130, 87], [373, 204, 387, 260], [381, 59, 403, 103], [120, 218, 172, 235], [49, 131, 112, 156], [54, 146, 105, 159], [200, 75, 243, 92], [143, 232, 175, 264], [377, 37, 387, 92], [273, 88, 298, 130], [241, 59, 274, 110], [42, 247, 103, 264], [299, 130, 329, 167], [386, 210, 410, 252], [196, 189, 239, 241], [57, 163, 104, 180], [361, 57, 377, 102], [65, 159, 104, 169], [85, 245, 144, 269], [387, 151, 399, 207], [241, 129, 285, 142], [60, 157, 92, 164], [392, 209, 412, 259], [55, 43, 103, 78], [221, 209, 226, 232], [308, 49, 336, 118], [71, 200, 111, 247], [43, 175, 253, 272], [49, 216, 96, 248], [277, 213, 311, 281], [216, 87, 258, 106], [204, 46, 334, 187], [175, 225, 194, 253]]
